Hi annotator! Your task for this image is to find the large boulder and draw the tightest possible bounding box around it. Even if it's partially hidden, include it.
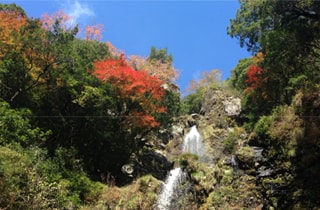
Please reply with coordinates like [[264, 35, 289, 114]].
[[222, 96, 241, 117]]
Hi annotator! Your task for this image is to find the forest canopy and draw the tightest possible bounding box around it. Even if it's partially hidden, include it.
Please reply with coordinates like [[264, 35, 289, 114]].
[[0, 3, 180, 208]]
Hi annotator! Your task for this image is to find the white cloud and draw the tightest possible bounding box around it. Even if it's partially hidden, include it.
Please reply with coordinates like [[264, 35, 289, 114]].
[[60, 0, 95, 27]]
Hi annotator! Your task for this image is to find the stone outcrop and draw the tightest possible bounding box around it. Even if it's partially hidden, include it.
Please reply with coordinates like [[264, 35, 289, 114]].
[[200, 89, 241, 117], [155, 90, 265, 209], [222, 96, 241, 116]]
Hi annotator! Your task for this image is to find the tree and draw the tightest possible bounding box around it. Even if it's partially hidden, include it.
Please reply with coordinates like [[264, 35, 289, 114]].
[[41, 10, 73, 32], [128, 47, 179, 84], [186, 69, 221, 93], [84, 24, 103, 41], [93, 55, 166, 130], [148, 46, 173, 64], [181, 69, 221, 115], [244, 65, 264, 94], [0, 100, 50, 147], [229, 57, 253, 91], [228, 0, 320, 104]]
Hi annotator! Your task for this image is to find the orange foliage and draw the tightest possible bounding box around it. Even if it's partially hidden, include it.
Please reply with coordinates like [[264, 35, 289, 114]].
[[253, 52, 265, 64], [105, 42, 124, 57], [0, 10, 27, 56], [85, 24, 103, 41], [41, 10, 72, 31], [93, 55, 166, 129]]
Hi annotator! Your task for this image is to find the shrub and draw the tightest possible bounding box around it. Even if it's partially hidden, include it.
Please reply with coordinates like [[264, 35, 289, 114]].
[[253, 115, 272, 137], [223, 129, 241, 154], [0, 100, 51, 147], [0, 145, 65, 209]]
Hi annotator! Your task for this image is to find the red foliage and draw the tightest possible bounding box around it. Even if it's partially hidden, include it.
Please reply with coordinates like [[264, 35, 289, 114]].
[[245, 65, 264, 93], [93, 55, 166, 129]]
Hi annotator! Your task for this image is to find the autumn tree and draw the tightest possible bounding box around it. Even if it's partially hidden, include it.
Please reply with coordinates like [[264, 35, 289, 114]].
[[127, 47, 180, 123], [229, 2, 320, 208], [128, 47, 179, 84], [228, 0, 320, 104], [0, 4, 35, 107], [93, 54, 166, 130], [84, 24, 103, 41], [186, 69, 221, 93], [105, 41, 124, 58]]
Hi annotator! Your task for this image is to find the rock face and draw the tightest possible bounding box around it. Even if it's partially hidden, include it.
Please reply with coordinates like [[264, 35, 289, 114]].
[[200, 89, 241, 117], [122, 88, 313, 209], [129, 88, 319, 209], [222, 96, 241, 116], [156, 90, 265, 209]]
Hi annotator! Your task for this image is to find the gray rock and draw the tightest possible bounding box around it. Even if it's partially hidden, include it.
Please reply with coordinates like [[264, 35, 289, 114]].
[[121, 164, 134, 177], [257, 168, 275, 178], [222, 97, 242, 116]]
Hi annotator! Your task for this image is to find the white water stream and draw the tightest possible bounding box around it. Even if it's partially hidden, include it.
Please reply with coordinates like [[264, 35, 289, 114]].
[[182, 125, 206, 159], [156, 167, 187, 210], [156, 125, 206, 209]]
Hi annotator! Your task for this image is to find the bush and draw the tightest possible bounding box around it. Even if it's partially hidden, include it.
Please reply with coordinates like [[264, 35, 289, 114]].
[[253, 115, 272, 138], [223, 129, 242, 154], [180, 88, 204, 114], [0, 145, 65, 209], [0, 144, 105, 209], [0, 100, 51, 147]]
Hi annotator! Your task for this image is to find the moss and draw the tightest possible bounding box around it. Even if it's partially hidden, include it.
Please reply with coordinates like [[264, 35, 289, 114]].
[[223, 130, 239, 154], [221, 168, 234, 185], [191, 170, 205, 181], [176, 153, 199, 170]]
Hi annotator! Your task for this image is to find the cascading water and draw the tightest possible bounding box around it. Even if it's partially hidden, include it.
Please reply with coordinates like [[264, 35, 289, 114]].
[[182, 125, 212, 163], [182, 125, 205, 158], [156, 125, 208, 209], [156, 167, 187, 210]]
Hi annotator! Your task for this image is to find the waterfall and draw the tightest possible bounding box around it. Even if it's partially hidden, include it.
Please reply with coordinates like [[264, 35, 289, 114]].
[[156, 125, 208, 209], [182, 125, 206, 161], [156, 167, 187, 210]]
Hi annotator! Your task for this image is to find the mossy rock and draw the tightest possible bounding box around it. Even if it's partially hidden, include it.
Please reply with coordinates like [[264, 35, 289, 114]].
[[236, 146, 265, 170]]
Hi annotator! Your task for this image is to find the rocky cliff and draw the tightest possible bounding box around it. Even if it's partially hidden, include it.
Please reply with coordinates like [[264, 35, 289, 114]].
[[87, 88, 319, 210]]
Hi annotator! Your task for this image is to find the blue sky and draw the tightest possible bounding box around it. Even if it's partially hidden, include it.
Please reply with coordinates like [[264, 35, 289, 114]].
[[3, 0, 250, 92]]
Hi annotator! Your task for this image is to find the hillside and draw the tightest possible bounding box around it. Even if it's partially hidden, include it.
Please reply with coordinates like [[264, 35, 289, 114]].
[[1, 2, 320, 209]]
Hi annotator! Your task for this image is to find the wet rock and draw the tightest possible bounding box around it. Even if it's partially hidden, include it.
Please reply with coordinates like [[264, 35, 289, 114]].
[[191, 113, 201, 120], [187, 114, 198, 127], [134, 151, 173, 180]]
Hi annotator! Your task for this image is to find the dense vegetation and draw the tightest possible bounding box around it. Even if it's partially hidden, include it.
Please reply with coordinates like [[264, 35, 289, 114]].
[[0, 3, 179, 208], [1, 1, 319, 209], [182, 0, 320, 209]]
